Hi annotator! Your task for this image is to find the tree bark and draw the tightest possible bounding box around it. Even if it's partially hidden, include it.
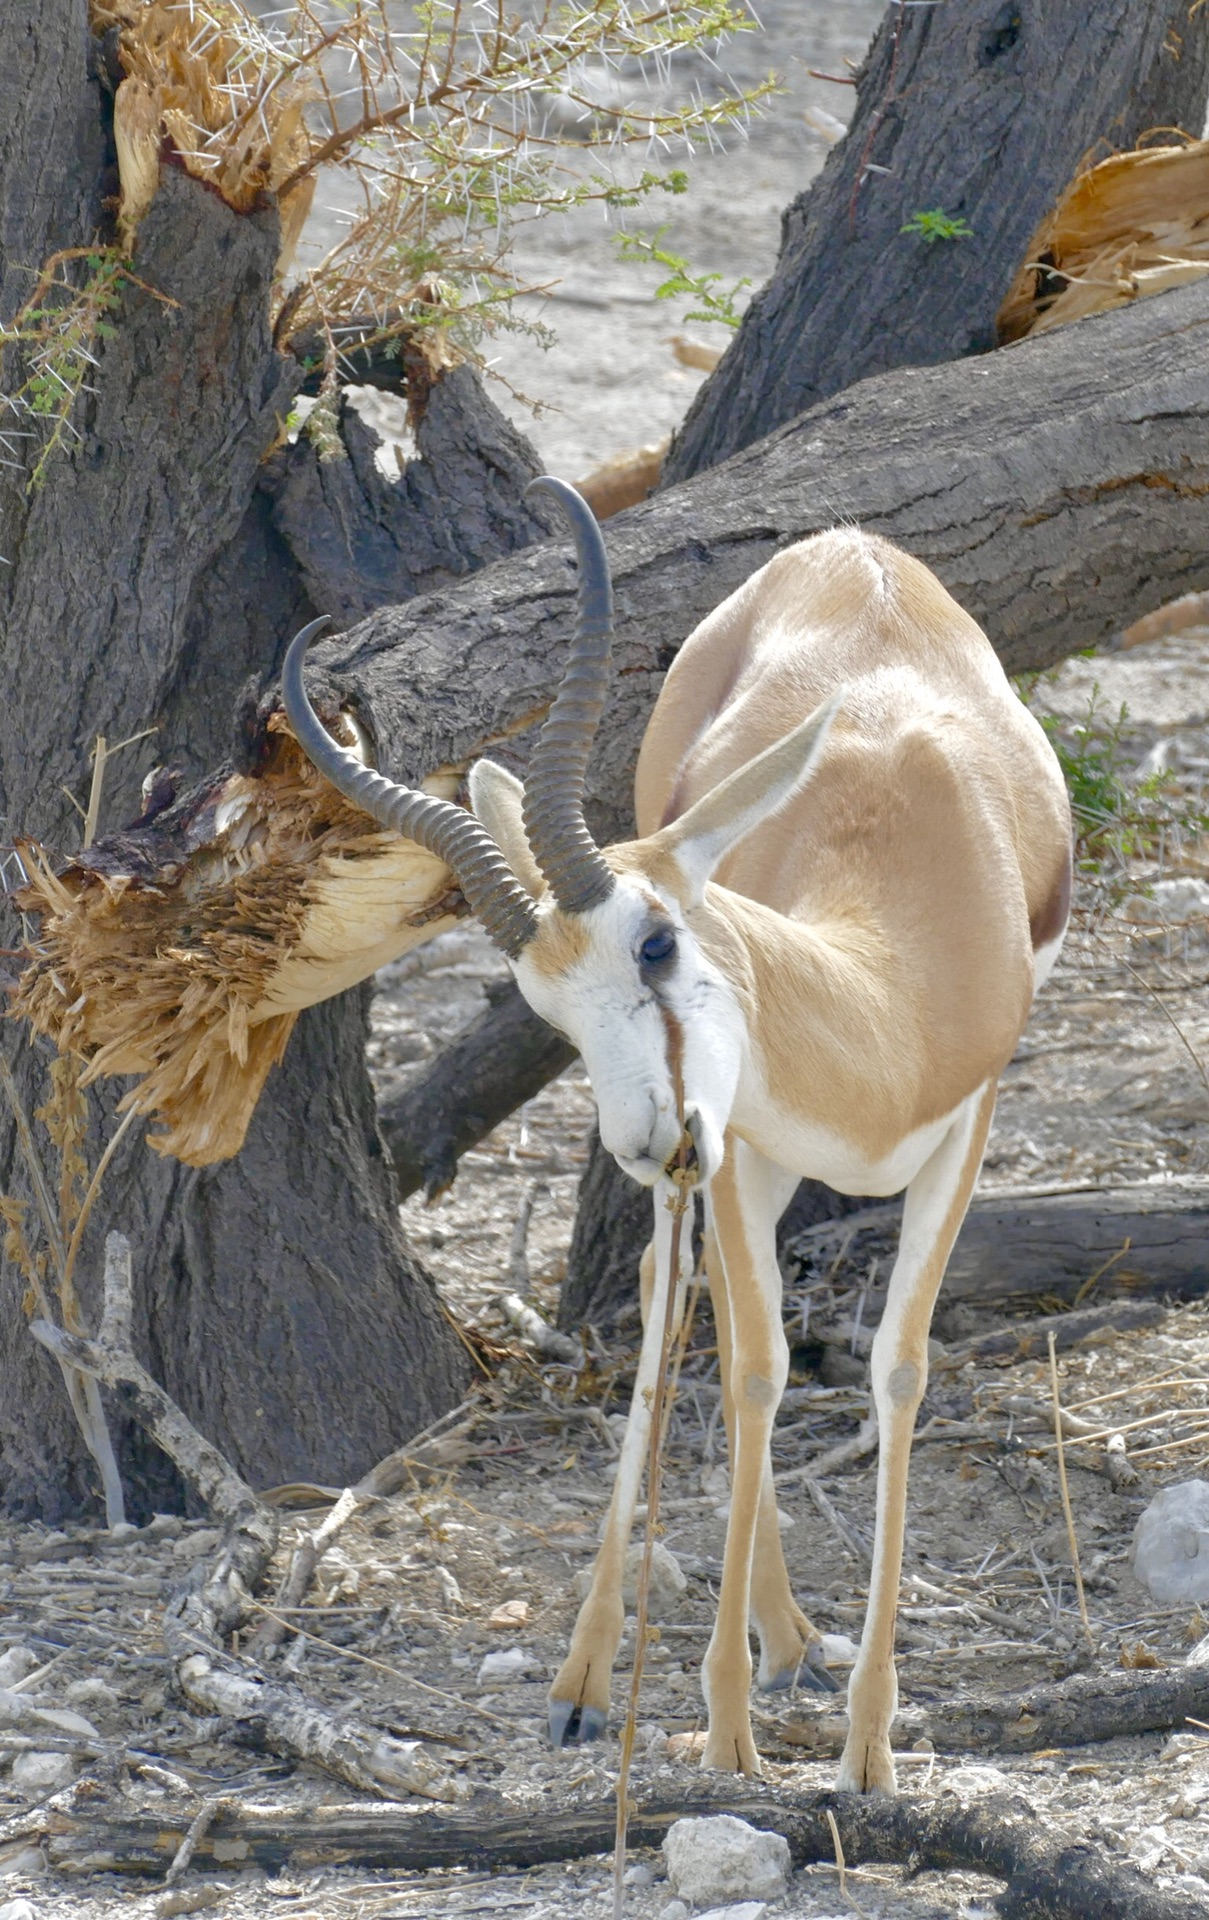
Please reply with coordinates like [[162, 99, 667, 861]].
[[0, 3, 553, 1516], [666, 0, 1209, 481], [785, 1180, 1209, 1326]]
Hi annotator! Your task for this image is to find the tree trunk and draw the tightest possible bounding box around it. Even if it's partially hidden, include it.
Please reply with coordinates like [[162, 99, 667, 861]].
[[665, 0, 1209, 482], [0, 3, 552, 1517]]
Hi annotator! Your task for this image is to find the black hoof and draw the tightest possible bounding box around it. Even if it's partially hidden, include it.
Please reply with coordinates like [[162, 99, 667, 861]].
[[800, 1647, 842, 1694], [759, 1664, 799, 1693], [548, 1699, 608, 1746]]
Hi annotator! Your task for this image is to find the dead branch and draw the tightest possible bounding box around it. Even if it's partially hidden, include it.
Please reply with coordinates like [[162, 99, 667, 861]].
[[28, 1234, 460, 1803], [9, 1780, 1205, 1918], [935, 1300, 1166, 1372]]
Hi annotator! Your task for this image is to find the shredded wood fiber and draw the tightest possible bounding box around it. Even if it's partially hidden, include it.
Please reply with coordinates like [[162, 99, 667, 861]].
[[13, 720, 462, 1166], [999, 139, 1209, 342]]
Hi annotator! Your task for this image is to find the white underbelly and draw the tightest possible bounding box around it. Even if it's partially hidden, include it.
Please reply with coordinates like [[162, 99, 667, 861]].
[[729, 1077, 964, 1198]]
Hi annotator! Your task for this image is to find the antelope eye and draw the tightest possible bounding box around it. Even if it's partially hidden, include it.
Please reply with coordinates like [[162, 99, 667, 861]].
[[639, 927, 677, 968]]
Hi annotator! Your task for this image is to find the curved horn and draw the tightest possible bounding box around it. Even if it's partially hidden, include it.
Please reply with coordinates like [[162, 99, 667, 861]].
[[521, 476, 617, 915], [281, 618, 538, 959]]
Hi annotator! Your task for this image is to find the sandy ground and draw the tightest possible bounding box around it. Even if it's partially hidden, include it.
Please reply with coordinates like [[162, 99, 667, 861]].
[[6, 3, 1209, 1916]]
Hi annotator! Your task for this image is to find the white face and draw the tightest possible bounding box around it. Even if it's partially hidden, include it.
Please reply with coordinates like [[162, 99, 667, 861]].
[[513, 875, 745, 1187]]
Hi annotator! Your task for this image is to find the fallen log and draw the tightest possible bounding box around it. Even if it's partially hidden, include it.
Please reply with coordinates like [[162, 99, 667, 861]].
[[777, 1664, 1209, 1764], [786, 1180, 1209, 1316], [18, 277, 1209, 1164], [8, 1780, 1205, 1919], [378, 982, 574, 1202]]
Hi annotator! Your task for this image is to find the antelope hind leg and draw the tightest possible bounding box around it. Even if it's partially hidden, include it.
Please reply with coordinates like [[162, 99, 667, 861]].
[[838, 1081, 997, 1794], [706, 1218, 836, 1696]]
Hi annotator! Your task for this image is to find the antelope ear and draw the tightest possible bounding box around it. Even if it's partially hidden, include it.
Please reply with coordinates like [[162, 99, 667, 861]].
[[660, 690, 844, 904], [468, 759, 545, 900]]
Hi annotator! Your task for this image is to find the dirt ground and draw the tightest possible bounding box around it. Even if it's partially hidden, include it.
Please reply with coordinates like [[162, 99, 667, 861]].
[[6, 2, 1209, 1915]]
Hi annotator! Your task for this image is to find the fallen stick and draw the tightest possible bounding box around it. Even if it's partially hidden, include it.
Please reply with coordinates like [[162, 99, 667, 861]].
[[9, 1781, 1205, 1918]]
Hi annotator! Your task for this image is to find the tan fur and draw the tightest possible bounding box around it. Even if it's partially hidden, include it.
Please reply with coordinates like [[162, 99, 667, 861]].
[[547, 528, 1071, 1787], [631, 531, 1069, 1156], [526, 911, 589, 978]]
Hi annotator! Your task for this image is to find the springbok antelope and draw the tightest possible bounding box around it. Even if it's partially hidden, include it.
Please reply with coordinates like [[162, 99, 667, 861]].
[[282, 478, 1072, 1792]]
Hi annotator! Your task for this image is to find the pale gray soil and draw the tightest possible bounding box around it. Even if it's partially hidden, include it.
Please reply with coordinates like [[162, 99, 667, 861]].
[[6, 4, 1209, 1917]]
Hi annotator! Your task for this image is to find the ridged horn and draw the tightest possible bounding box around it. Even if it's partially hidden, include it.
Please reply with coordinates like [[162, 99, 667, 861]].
[[281, 618, 539, 959], [521, 476, 617, 915]]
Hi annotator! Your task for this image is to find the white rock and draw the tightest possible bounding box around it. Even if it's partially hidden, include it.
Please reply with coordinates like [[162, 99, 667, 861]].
[[476, 1646, 541, 1683], [0, 1898, 38, 1920], [821, 1632, 860, 1666], [700, 1462, 729, 1498], [661, 1904, 689, 1920], [621, 1541, 687, 1614], [9, 1751, 75, 1792], [711, 1501, 795, 1533], [65, 1678, 120, 1715], [0, 1649, 38, 1688], [696, 1905, 768, 1920], [943, 1763, 1011, 1796], [1132, 1481, 1209, 1602], [663, 1815, 791, 1906], [0, 1851, 43, 1882], [172, 1528, 222, 1563], [1130, 1825, 1170, 1872]]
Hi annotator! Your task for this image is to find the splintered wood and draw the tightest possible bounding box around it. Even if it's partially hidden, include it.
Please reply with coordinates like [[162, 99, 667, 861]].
[[999, 140, 1209, 342], [12, 718, 463, 1165], [93, 1, 315, 258]]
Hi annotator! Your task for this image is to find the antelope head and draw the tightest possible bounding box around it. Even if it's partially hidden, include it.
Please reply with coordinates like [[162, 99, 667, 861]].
[[282, 480, 838, 1190]]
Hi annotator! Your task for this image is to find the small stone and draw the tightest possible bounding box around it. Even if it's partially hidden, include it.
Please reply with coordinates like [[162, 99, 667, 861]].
[[663, 1815, 791, 1906], [1130, 1825, 1170, 1872], [0, 1851, 43, 1883], [661, 1904, 689, 1920], [621, 1541, 687, 1614], [1132, 1482, 1209, 1603], [638, 1720, 668, 1756], [486, 1599, 530, 1630], [108, 1522, 140, 1544], [171, 1528, 222, 1564], [624, 1862, 656, 1887], [476, 1646, 541, 1683], [140, 1685, 167, 1714], [700, 1462, 729, 1498], [0, 1649, 38, 1688], [820, 1632, 859, 1665], [943, 1764, 1011, 1796], [10, 1751, 75, 1793], [146, 1514, 183, 1540], [710, 1502, 794, 1533], [666, 1731, 707, 1762], [64, 1678, 120, 1715], [697, 1905, 767, 1920]]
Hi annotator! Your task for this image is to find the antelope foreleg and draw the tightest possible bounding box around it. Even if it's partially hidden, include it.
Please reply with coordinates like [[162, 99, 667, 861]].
[[547, 1194, 689, 1746]]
